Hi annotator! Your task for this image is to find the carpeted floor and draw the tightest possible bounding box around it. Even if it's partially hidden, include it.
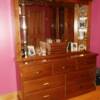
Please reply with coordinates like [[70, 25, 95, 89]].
[[68, 86, 100, 100]]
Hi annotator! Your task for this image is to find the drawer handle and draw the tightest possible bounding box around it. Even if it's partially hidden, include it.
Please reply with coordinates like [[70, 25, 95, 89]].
[[43, 82, 49, 86], [43, 94, 50, 98], [24, 62, 28, 65]]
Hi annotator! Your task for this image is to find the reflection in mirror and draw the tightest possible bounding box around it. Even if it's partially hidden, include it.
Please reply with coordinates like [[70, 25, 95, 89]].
[[19, 0, 89, 57], [19, 3, 28, 57], [19, 1, 75, 57], [25, 4, 54, 46]]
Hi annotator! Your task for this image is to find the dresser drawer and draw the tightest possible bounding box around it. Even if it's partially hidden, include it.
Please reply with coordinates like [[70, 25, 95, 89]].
[[24, 86, 65, 100], [80, 82, 96, 94], [53, 59, 66, 74], [66, 59, 77, 71], [67, 83, 81, 98], [67, 81, 94, 98], [66, 78, 95, 98], [23, 75, 65, 94], [79, 69, 96, 82], [67, 71, 81, 81], [20, 63, 52, 80], [77, 56, 96, 66], [78, 64, 95, 70]]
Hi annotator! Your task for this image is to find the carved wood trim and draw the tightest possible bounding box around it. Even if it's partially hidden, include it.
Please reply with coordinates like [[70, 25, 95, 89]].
[[13, 0, 22, 59]]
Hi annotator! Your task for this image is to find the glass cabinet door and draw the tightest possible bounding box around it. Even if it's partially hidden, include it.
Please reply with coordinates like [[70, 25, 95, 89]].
[[74, 4, 89, 51]]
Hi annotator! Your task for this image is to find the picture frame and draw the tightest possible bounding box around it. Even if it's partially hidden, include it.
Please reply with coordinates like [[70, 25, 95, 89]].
[[71, 42, 78, 52], [78, 44, 86, 51], [79, 17, 88, 29], [28, 45, 36, 56]]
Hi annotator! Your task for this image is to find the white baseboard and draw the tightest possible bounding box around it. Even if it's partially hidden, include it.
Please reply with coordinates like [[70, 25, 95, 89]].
[[0, 91, 18, 100]]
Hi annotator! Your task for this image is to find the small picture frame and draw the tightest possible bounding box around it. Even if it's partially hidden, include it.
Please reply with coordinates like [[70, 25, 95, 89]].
[[71, 42, 78, 52], [78, 44, 86, 51], [79, 17, 88, 29], [28, 45, 35, 56]]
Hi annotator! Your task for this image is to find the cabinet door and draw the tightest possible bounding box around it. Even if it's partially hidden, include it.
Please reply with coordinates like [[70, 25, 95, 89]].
[[74, 4, 90, 51]]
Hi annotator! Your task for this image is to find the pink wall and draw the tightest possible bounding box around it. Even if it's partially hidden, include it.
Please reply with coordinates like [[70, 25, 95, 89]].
[[0, 0, 17, 94], [90, 0, 100, 68]]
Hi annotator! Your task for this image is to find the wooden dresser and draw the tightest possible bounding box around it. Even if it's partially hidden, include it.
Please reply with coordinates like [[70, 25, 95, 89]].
[[17, 52, 97, 100]]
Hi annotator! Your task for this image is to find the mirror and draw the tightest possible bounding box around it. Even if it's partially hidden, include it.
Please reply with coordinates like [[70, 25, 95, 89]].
[[18, 0, 89, 57], [19, 1, 74, 43]]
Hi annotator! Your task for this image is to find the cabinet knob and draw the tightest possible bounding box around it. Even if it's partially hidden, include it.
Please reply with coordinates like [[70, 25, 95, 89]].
[[43, 94, 50, 98], [43, 82, 49, 86], [36, 71, 41, 74], [24, 62, 28, 65]]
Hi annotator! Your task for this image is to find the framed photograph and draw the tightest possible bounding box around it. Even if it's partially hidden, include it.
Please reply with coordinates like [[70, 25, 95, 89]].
[[78, 44, 86, 51], [79, 17, 88, 29], [28, 45, 35, 56], [71, 42, 78, 52]]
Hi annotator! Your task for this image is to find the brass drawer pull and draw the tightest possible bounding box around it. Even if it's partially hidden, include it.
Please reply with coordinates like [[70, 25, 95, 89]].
[[24, 62, 28, 65], [43, 82, 49, 86], [36, 71, 41, 74], [43, 94, 50, 98]]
